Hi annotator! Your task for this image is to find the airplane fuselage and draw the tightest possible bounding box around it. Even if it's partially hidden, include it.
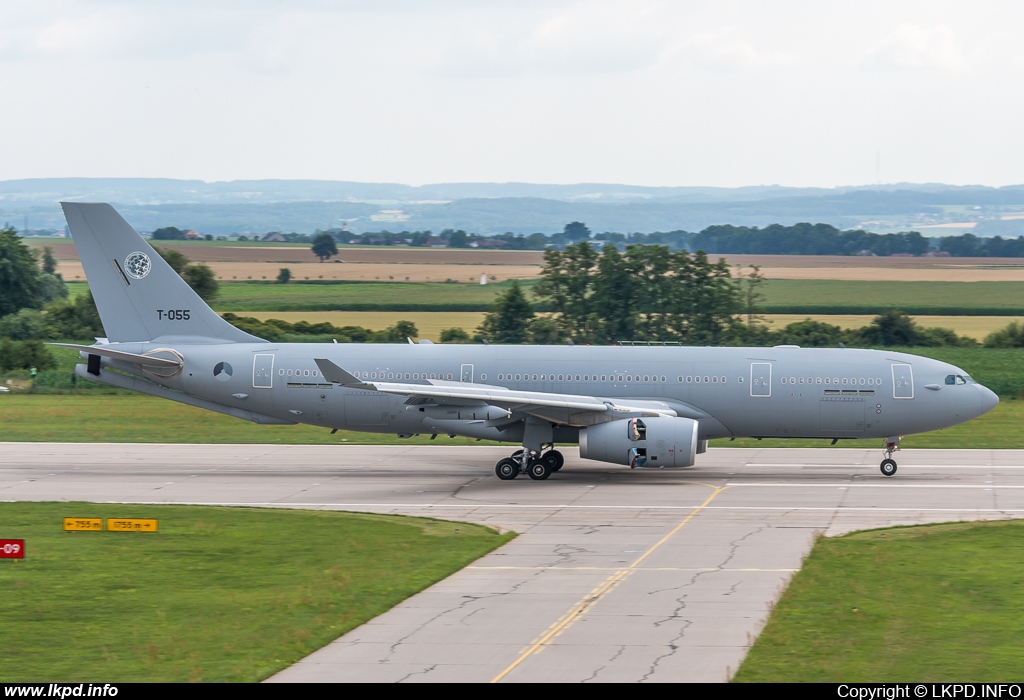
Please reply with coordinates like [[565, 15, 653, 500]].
[[85, 341, 997, 447]]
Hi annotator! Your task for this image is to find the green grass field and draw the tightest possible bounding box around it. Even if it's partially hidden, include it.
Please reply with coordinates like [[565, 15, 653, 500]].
[[734, 520, 1024, 682], [63, 278, 1024, 314], [0, 502, 512, 682], [0, 394, 1019, 448], [758, 279, 1024, 315]]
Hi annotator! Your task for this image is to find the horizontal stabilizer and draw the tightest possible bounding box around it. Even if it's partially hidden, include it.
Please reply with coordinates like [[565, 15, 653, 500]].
[[49, 343, 181, 368]]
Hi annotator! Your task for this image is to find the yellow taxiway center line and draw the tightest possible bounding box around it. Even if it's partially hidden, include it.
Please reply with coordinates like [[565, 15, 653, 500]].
[[490, 484, 728, 683]]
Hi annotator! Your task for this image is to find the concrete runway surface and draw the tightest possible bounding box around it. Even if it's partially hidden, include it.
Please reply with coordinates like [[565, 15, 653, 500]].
[[3, 443, 1024, 683]]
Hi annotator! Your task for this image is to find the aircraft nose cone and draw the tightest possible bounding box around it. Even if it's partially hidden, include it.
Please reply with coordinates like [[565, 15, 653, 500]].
[[978, 385, 999, 415]]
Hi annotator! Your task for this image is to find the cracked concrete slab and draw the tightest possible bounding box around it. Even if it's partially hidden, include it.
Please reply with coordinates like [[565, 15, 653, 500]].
[[3, 443, 1023, 682]]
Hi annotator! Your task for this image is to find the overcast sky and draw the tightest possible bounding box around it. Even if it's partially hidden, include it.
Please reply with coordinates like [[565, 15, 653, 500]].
[[2, 1, 1023, 188]]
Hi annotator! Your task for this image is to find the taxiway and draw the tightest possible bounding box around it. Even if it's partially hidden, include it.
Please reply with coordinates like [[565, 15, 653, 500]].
[[3, 443, 1023, 683]]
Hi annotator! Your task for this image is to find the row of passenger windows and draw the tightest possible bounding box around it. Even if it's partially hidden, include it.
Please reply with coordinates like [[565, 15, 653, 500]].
[[498, 373, 671, 383], [781, 376, 882, 386], [279, 369, 321, 378], [275, 368, 885, 388], [357, 371, 455, 381]]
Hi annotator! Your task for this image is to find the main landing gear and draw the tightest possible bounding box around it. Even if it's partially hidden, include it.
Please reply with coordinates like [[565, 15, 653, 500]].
[[880, 436, 901, 477], [495, 447, 564, 481]]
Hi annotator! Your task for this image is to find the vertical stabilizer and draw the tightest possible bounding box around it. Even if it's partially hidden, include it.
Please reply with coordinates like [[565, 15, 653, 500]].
[[61, 202, 264, 343]]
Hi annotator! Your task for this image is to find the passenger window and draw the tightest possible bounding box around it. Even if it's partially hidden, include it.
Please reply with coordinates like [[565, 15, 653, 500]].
[[712, 376, 718, 383], [704, 376, 710, 383], [532, 374, 538, 381], [661, 376, 667, 382]]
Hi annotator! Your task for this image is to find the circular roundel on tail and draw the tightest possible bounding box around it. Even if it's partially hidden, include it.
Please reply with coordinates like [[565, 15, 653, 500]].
[[124, 252, 152, 279], [214, 362, 233, 381]]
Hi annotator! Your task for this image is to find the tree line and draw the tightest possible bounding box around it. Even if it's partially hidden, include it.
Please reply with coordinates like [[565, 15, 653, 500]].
[[142, 219, 1024, 258], [464, 242, 980, 348]]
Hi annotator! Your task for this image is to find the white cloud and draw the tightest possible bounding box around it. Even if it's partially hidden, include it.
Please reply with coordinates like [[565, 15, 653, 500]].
[[435, 1, 671, 77], [863, 24, 966, 72], [668, 28, 797, 72]]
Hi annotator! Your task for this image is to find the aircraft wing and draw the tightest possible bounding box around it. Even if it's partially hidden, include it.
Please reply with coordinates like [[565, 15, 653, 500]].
[[314, 358, 677, 419]]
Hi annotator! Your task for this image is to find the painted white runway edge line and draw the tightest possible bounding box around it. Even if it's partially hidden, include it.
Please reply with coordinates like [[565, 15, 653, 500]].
[[726, 482, 1024, 488], [745, 464, 1024, 469]]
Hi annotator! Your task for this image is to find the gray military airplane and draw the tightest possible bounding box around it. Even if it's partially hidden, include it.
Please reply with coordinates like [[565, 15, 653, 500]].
[[57, 203, 999, 481]]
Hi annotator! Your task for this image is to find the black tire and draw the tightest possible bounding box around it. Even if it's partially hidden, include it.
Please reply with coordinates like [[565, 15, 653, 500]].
[[528, 460, 552, 481], [544, 450, 565, 472], [880, 458, 897, 477], [495, 458, 519, 480], [548, 450, 565, 472]]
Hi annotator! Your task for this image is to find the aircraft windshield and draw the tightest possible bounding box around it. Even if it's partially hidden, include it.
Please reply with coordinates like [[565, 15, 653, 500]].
[[945, 374, 969, 385]]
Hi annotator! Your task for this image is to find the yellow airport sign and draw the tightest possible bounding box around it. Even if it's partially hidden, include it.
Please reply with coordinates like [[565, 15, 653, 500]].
[[63, 518, 102, 532], [107, 518, 158, 532]]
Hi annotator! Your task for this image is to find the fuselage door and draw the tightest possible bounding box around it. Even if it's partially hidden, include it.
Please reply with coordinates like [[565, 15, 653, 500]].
[[750, 362, 772, 397], [253, 353, 274, 389], [461, 364, 474, 383], [892, 363, 914, 399]]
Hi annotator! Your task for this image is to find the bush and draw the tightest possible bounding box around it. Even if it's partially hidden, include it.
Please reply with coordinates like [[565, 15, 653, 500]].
[[984, 322, 1024, 348], [439, 327, 470, 343], [0, 339, 56, 372]]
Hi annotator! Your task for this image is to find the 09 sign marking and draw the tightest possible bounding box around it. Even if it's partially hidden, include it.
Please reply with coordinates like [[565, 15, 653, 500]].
[[0, 539, 24, 559]]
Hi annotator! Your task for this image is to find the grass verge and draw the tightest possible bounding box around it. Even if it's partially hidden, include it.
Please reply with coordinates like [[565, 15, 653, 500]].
[[0, 394, 1019, 447], [734, 520, 1024, 682], [0, 502, 513, 682]]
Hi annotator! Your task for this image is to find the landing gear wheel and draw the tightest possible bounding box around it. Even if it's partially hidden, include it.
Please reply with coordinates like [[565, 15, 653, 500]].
[[528, 460, 552, 481], [880, 458, 897, 477], [495, 458, 519, 480], [543, 450, 564, 472], [541, 451, 563, 472]]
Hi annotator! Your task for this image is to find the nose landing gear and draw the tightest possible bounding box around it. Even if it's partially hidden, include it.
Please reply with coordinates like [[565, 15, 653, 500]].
[[880, 436, 901, 477], [493, 446, 565, 481]]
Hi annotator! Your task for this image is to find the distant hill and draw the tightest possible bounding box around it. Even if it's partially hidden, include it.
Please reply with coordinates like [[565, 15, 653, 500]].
[[5, 178, 1024, 236]]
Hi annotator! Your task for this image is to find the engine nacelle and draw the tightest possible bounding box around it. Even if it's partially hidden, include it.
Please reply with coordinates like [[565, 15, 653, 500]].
[[579, 416, 699, 469]]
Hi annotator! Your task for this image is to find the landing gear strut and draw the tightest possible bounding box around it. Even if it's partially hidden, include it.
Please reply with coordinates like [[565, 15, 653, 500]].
[[880, 436, 901, 477], [493, 446, 564, 481]]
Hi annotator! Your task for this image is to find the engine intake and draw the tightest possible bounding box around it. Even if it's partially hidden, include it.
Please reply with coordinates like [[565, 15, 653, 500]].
[[580, 416, 699, 469]]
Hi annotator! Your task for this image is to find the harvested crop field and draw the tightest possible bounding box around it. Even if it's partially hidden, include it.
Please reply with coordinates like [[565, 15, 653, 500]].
[[42, 240, 1024, 282], [40, 242, 545, 265], [56, 261, 542, 283]]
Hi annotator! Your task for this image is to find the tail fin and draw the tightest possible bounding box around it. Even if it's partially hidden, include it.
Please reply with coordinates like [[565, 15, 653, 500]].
[[61, 202, 264, 344]]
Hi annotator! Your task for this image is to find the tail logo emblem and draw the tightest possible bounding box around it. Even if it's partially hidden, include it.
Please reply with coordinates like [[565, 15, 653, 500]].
[[124, 252, 152, 280]]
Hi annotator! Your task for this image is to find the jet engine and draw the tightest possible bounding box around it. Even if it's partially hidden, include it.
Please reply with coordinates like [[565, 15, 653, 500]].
[[579, 416, 699, 469]]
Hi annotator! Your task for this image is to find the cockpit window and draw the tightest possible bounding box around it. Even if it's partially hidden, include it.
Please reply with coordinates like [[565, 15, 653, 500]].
[[945, 375, 956, 385], [964, 375, 976, 384], [946, 374, 968, 385]]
